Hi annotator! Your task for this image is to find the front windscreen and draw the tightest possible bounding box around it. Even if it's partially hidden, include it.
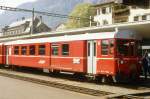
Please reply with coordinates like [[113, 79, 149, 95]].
[[117, 40, 139, 57]]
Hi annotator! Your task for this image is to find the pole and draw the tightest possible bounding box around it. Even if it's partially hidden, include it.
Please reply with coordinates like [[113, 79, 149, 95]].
[[90, 16, 92, 27], [31, 8, 34, 35]]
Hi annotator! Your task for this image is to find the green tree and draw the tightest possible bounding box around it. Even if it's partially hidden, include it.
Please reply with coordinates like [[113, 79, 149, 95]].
[[66, 3, 96, 29]]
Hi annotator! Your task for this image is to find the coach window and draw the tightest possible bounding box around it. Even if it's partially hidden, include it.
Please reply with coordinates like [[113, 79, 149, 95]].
[[29, 45, 35, 55], [62, 44, 69, 56], [109, 40, 114, 55], [39, 45, 45, 55], [52, 45, 59, 55], [101, 40, 109, 55], [117, 40, 129, 56], [0, 47, 1, 55], [21, 46, 27, 55], [14, 46, 19, 55], [130, 41, 135, 56]]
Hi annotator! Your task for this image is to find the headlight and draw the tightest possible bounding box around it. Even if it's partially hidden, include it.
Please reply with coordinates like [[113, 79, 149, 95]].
[[138, 60, 142, 64], [120, 60, 124, 64]]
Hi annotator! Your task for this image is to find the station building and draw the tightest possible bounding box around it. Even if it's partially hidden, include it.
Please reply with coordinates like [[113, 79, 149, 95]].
[[93, 1, 150, 55]]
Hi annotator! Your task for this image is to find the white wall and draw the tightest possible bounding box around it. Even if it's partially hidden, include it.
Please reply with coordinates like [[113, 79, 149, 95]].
[[129, 7, 150, 22], [94, 6, 113, 26]]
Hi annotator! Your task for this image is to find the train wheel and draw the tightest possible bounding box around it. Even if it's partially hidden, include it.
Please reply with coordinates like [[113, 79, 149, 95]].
[[73, 73, 85, 81], [52, 70, 60, 75], [101, 76, 107, 83], [112, 72, 122, 83], [129, 72, 138, 82], [112, 76, 118, 83]]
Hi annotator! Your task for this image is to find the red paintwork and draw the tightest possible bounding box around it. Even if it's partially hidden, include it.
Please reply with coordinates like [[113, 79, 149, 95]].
[[50, 41, 87, 73], [9, 43, 50, 69], [0, 38, 141, 80], [0, 45, 6, 65]]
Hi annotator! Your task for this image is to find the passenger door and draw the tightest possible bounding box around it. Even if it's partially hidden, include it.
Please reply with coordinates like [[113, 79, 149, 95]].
[[87, 41, 97, 74], [6, 46, 11, 65]]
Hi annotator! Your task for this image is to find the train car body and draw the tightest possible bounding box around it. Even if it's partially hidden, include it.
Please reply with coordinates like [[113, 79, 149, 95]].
[[0, 43, 6, 65], [1, 30, 142, 82]]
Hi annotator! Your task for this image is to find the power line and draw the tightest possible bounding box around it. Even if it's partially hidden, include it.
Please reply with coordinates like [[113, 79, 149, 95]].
[[0, 6, 90, 20]]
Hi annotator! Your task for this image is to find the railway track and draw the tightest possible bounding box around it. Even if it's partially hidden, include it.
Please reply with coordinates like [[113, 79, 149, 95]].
[[0, 69, 112, 97], [110, 95, 145, 99]]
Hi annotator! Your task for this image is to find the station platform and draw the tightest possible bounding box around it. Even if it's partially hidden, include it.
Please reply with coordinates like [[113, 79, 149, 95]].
[[0, 69, 149, 98]]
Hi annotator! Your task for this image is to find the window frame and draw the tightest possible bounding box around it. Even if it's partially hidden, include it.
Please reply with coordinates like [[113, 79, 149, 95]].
[[29, 45, 36, 55], [62, 44, 69, 56], [134, 16, 139, 21], [101, 39, 109, 55], [14, 46, 19, 55], [38, 45, 46, 55], [142, 15, 147, 20], [102, 7, 106, 14], [109, 39, 115, 55], [21, 46, 27, 55], [51, 44, 59, 56]]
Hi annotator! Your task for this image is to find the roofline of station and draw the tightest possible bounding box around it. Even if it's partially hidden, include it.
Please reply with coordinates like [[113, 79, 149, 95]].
[[0, 20, 150, 42]]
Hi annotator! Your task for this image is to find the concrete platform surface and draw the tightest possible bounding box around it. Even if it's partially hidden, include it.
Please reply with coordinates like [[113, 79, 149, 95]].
[[0, 76, 100, 99]]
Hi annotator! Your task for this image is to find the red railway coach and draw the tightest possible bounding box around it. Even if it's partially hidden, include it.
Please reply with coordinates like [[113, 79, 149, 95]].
[[2, 30, 142, 82], [0, 43, 5, 65]]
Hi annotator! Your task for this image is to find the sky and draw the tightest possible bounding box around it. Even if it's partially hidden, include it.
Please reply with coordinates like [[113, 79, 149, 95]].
[[0, 0, 37, 13]]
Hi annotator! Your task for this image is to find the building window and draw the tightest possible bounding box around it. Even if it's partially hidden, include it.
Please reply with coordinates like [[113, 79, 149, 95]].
[[101, 40, 109, 55], [14, 46, 19, 55], [21, 46, 27, 55], [134, 16, 139, 21], [109, 7, 112, 13], [62, 44, 69, 56], [142, 15, 147, 20], [51, 45, 59, 55], [29, 45, 35, 55], [103, 20, 108, 25], [102, 7, 106, 14], [38, 45, 45, 55]]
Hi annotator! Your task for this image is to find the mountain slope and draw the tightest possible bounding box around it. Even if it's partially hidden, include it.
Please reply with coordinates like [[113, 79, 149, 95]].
[[0, 0, 104, 28]]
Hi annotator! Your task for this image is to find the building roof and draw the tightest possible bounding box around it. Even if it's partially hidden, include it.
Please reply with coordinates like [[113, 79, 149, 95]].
[[4, 30, 140, 45], [93, 0, 116, 7], [9, 18, 32, 28], [92, 0, 124, 7]]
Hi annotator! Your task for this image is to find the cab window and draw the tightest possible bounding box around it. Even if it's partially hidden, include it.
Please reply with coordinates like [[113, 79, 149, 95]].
[[109, 40, 114, 55], [117, 40, 129, 56], [101, 40, 109, 55]]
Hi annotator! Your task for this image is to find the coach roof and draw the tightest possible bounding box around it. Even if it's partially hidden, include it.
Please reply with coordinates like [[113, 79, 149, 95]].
[[4, 30, 141, 45]]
